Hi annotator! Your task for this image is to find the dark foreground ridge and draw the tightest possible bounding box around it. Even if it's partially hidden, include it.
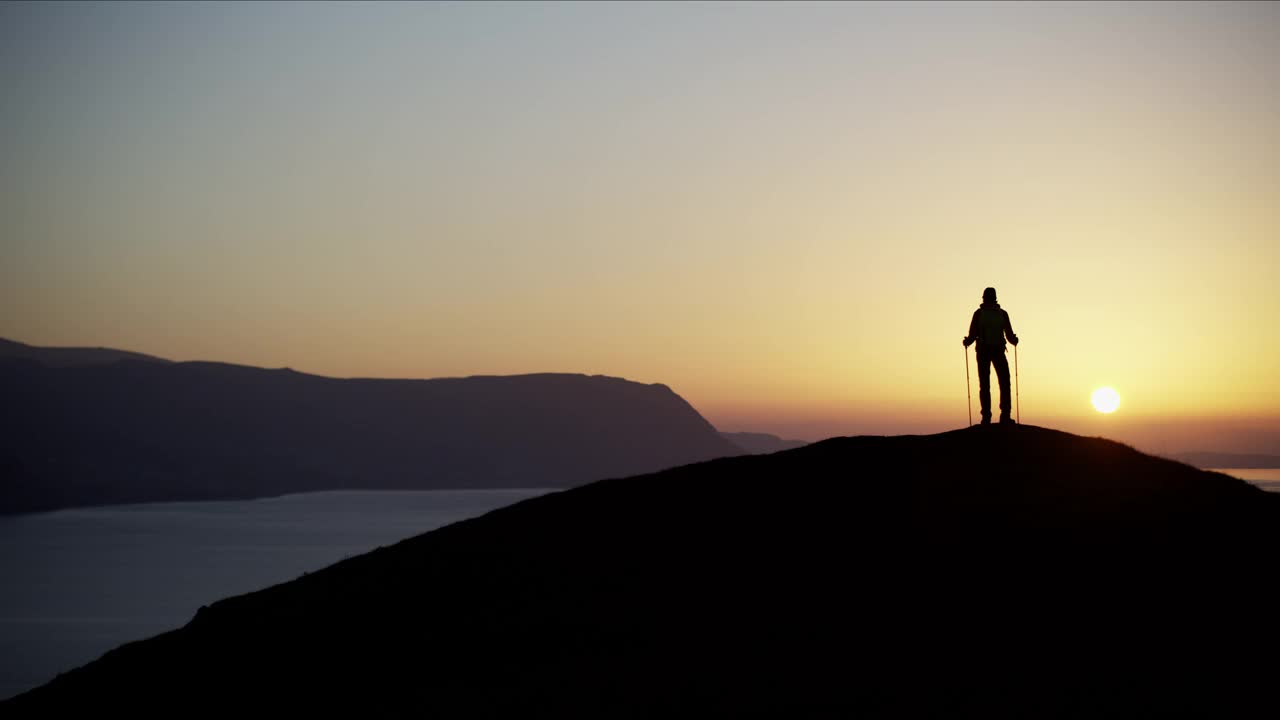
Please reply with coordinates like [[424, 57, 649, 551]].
[[0, 340, 740, 513], [7, 426, 1278, 717]]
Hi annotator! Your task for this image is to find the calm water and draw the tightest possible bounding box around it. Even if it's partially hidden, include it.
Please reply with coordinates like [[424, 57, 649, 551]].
[[0, 489, 552, 701], [1208, 468, 1280, 493], [3, 474, 1276, 701]]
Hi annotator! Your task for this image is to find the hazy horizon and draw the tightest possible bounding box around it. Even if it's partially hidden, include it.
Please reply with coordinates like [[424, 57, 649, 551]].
[[3, 2, 1277, 453], [5, 333, 1277, 457]]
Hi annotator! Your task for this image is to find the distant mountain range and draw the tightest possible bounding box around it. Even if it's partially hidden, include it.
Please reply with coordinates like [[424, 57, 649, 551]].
[[0, 338, 742, 514], [719, 431, 808, 454], [7, 425, 1276, 716], [0, 337, 170, 367]]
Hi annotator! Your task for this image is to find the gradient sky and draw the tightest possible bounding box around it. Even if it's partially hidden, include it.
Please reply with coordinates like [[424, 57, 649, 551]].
[[3, 2, 1278, 453]]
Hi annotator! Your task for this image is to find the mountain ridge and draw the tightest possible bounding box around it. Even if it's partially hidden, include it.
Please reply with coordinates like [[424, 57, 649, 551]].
[[0, 354, 740, 514], [0, 337, 170, 367], [7, 424, 1276, 716]]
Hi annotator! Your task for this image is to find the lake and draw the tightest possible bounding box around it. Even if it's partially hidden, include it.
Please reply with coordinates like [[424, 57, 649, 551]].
[[3, 473, 1277, 701], [1207, 468, 1280, 494], [0, 489, 552, 701]]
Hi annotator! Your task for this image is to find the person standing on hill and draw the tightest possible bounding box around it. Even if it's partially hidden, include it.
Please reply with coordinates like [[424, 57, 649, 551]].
[[963, 287, 1019, 425]]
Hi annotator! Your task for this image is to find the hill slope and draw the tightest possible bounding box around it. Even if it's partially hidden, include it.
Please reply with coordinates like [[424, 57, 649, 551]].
[[0, 359, 741, 514], [7, 425, 1277, 716]]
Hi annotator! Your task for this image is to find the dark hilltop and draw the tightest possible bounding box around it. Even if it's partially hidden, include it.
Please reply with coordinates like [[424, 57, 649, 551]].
[[7, 425, 1277, 717]]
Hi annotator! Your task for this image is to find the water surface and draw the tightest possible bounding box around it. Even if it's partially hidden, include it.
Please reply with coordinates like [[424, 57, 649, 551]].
[[0, 489, 552, 700], [1207, 468, 1280, 493]]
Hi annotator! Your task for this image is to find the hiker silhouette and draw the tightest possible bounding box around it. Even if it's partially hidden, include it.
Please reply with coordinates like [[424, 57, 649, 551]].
[[963, 287, 1018, 424]]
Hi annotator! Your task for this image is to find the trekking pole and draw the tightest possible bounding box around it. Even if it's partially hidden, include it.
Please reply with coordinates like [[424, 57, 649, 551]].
[[964, 344, 972, 427], [1014, 344, 1020, 425]]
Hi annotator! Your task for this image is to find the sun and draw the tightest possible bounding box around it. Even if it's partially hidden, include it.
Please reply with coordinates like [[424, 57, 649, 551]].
[[1091, 387, 1121, 414]]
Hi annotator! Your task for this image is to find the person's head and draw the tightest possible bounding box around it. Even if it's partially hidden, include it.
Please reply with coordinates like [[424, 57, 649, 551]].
[[983, 287, 997, 303]]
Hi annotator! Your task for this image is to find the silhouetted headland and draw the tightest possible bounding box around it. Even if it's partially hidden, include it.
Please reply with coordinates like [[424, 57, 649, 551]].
[[719, 431, 808, 454], [7, 425, 1276, 716], [0, 339, 741, 514], [0, 337, 170, 368]]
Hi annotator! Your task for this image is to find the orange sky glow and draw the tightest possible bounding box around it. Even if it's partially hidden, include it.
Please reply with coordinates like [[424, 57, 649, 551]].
[[2, 2, 1277, 454]]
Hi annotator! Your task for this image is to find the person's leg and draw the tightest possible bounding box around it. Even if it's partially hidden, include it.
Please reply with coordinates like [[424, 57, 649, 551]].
[[993, 351, 1012, 421], [977, 350, 993, 422]]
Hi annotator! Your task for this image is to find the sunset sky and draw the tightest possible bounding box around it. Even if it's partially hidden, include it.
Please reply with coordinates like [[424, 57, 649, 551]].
[[3, 2, 1277, 453]]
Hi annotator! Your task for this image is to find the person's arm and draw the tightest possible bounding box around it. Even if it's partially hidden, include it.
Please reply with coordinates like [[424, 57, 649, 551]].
[[1004, 311, 1018, 346], [963, 310, 978, 346]]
